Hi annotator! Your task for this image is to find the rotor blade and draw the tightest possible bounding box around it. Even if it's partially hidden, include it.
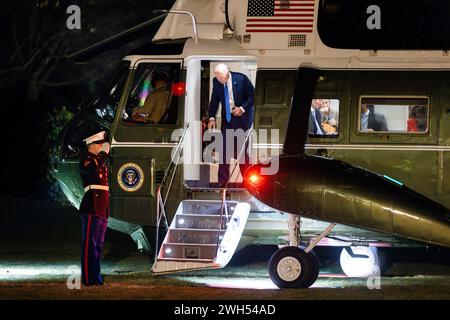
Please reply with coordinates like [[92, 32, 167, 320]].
[[283, 66, 320, 155], [67, 13, 168, 63]]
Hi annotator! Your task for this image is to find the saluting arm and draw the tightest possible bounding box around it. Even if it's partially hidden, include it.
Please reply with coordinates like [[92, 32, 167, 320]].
[[96, 142, 110, 165]]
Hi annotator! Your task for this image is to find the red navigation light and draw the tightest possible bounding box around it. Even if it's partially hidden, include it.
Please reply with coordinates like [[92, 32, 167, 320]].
[[171, 82, 186, 96], [249, 174, 261, 184], [246, 170, 264, 186]]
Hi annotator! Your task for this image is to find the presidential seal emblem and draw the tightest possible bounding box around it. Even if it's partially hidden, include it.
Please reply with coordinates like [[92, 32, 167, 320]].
[[117, 163, 144, 192]]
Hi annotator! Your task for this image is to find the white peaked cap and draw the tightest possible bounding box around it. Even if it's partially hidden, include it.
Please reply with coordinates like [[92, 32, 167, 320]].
[[83, 131, 105, 145]]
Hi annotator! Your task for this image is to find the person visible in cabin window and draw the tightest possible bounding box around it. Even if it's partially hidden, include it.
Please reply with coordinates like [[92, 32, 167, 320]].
[[132, 71, 170, 124], [360, 103, 388, 132], [309, 99, 326, 135], [407, 105, 427, 132], [319, 99, 338, 135]]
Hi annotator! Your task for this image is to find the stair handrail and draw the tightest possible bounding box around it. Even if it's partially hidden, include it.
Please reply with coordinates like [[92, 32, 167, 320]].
[[154, 122, 190, 261], [213, 126, 253, 260], [162, 122, 190, 206], [214, 188, 229, 260], [225, 125, 254, 189], [155, 186, 168, 261]]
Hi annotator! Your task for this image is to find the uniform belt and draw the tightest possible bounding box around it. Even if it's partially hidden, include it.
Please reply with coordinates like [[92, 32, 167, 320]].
[[84, 185, 109, 192]]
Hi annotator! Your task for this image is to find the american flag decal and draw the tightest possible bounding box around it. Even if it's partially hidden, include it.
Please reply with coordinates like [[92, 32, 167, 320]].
[[246, 0, 315, 33]]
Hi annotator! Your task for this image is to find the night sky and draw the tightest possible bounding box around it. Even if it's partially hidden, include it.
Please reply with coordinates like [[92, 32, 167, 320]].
[[0, 0, 175, 202]]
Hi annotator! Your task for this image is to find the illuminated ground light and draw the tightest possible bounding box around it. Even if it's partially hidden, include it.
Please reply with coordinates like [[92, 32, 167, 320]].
[[173, 276, 279, 289], [0, 262, 125, 281], [171, 275, 342, 289], [0, 264, 80, 281]]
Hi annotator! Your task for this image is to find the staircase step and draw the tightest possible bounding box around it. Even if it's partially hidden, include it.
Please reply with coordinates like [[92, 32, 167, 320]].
[[174, 214, 229, 229], [156, 257, 215, 263], [161, 243, 218, 260], [188, 187, 246, 193], [181, 200, 238, 216], [151, 259, 220, 273], [168, 229, 225, 244]]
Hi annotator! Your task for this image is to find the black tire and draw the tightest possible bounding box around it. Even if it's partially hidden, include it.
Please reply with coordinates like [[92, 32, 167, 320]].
[[303, 250, 320, 288], [268, 246, 319, 288]]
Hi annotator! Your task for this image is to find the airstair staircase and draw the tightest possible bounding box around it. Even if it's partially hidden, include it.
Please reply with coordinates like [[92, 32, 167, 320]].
[[151, 123, 251, 274], [152, 198, 250, 273]]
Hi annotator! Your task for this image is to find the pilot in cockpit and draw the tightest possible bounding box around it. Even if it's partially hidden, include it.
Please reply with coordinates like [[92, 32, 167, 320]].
[[132, 71, 170, 124]]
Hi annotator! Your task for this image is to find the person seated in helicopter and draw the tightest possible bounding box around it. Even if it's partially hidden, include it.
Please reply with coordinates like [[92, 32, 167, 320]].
[[318, 99, 338, 135], [132, 71, 170, 123]]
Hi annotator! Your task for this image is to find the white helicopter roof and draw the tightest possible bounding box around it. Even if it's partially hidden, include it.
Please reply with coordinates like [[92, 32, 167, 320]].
[[124, 0, 450, 70]]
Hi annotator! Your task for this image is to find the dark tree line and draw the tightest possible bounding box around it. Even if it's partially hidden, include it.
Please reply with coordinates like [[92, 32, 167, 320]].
[[0, 0, 175, 201]]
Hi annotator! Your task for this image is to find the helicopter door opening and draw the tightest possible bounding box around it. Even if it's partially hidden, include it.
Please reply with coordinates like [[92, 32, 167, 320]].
[[183, 59, 257, 188]]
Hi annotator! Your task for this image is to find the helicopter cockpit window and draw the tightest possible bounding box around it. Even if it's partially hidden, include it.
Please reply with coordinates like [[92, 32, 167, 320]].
[[358, 97, 429, 133], [308, 99, 340, 137], [123, 63, 180, 125], [88, 62, 129, 123]]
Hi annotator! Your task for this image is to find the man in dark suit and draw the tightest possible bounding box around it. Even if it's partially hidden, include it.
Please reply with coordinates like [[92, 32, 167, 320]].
[[361, 104, 388, 132], [207, 63, 255, 187]]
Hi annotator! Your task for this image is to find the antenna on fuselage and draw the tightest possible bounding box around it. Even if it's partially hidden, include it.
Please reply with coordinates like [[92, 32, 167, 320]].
[[153, 10, 199, 44]]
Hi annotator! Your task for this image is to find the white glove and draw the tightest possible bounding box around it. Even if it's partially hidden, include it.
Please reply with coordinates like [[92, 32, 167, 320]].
[[100, 142, 111, 154]]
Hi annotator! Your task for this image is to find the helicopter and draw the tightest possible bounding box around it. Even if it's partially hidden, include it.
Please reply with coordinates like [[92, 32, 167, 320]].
[[53, 0, 450, 288]]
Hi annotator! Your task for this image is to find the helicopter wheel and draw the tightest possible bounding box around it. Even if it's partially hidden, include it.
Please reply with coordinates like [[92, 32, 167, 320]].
[[268, 246, 320, 288], [303, 249, 320, 288]]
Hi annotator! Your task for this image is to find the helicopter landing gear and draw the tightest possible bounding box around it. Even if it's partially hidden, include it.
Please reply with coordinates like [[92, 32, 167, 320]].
[[268, 246, 320, 288], [268, 214, 336, 288]]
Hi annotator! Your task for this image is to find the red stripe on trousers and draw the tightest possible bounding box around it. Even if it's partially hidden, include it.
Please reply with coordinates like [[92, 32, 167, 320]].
[[84, 215, 92, 284]]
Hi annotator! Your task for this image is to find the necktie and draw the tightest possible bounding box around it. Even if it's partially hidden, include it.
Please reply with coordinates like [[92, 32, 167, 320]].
[[361, 113, 368, 131], [224, 83, 231, 123]]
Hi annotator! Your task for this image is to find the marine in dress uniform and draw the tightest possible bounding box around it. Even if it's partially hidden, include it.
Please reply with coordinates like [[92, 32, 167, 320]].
[[79, 131, 110, 286]]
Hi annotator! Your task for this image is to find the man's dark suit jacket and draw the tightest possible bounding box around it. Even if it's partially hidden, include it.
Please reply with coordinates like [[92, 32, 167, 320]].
[[368, 111, 388, 131], [308, 108, 324, 134], [208, 72, 255, 131]]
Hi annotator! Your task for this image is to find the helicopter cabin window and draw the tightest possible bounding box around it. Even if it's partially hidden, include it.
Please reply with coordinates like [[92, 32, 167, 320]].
[[89, 61, 129, 123], [358, 97, 429, 133], [123, 62, 181, 125], [308, 99, 340, 137], [318, 0, 450, 50]]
